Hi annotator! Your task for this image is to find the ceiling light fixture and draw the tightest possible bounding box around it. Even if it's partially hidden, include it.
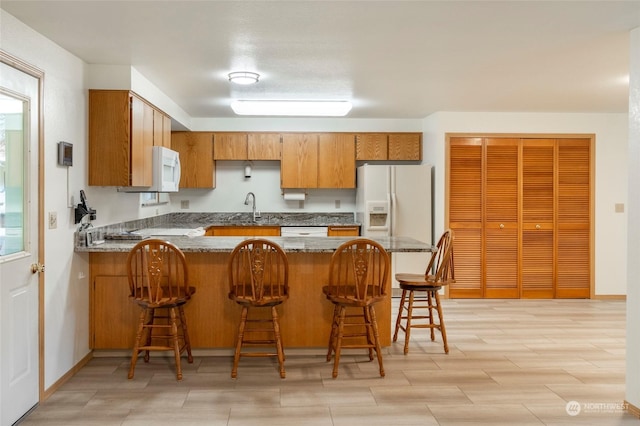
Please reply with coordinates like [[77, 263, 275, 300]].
[[228, 71, 260, 85], [230, 100, 352, 117]]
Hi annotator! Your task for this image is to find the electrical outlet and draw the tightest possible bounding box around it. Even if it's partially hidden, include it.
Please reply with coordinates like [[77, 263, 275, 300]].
[[335, 199, 341, 209], [181, 200, 190, 209], [48, 211, 57, 229]]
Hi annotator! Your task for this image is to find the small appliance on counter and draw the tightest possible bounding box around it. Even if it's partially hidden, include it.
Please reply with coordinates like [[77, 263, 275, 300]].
[[74, 189, 96, 224]]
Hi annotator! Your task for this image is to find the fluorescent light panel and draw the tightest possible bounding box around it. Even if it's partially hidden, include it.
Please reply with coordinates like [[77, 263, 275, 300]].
[[231, 100, 352, 117]]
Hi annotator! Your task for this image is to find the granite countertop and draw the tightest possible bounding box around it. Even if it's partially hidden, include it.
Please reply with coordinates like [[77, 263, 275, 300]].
[[76, 235, 433, 254], [75, 212, 433, 254]]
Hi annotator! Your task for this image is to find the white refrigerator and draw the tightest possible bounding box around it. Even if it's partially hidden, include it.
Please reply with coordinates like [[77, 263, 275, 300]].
[[356, 164, 432, 294]]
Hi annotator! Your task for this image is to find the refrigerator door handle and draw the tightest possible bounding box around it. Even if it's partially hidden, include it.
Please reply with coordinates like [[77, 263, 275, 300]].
[[390, 166, 397, 237], [390, 192, 397, 237]]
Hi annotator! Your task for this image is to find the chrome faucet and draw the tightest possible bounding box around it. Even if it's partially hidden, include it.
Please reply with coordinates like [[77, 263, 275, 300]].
[[244, 192, 260, 221]]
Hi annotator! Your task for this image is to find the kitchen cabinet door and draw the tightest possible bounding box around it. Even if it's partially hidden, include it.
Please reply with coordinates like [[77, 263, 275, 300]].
[[205, 226, 280, 236], [318, 133, 356, 188], [281, 133, 318, 188], [356, 133, 388, 160], [153, 109, 171, 148], [133, 96, 154, 187], [92, 275, 137, 349], [327, 226, 360, 236], [213, 132, 248, 160], [248, 133, 281, 160], [388, 133, 422, 161], [172, 132, 215, 188]]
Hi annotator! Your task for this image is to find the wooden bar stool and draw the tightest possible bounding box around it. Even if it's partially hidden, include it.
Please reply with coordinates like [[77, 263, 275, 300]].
[[323, 238, 390, 378], [126, 239, 195, 380], [228, 239, 289, 378], [393, 229, 455, 354]]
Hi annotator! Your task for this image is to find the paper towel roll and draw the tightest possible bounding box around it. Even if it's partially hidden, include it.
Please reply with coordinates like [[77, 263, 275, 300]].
[[283, 192, 306, 201]]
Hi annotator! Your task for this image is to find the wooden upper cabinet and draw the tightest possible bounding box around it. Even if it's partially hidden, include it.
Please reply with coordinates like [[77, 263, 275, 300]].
[[318, 133, 356, 188], [89, 89, 171, 187], [356, 134, 387, 160], [153, 109, 172, 148], [213, 133, 248, 160], [89, 90, 152, 187], [171, 132, 215, 188], [281, 133, 319, 188], [356, 133, 422, 160], [213, 132, 282, 160], [388, 133, 422, 160], [248, 133, 281, 160]]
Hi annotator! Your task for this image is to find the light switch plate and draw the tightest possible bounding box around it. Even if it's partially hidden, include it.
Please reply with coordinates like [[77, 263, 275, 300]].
[[615, 203, 625, 213], [48, 211, 57, 229]]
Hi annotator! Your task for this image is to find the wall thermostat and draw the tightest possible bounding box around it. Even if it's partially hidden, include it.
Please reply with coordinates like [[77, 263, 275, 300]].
[[58, 141, 73, 166]]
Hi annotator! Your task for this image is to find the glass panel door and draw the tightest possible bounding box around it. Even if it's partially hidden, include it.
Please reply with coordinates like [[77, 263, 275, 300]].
[[0, 93, 26, 257]]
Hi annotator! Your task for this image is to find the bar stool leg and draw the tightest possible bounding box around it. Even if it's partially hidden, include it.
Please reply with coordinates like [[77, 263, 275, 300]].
[[434, 291, 449, 354], [271, 306, 286, 378], [169, 307, 183, 381], [369, 306, 385, 377], [232, 306, 248, 379], [427, 291, 436, 341], [332, 306, 347, 379], [178, 306, 193, 363], [403, 290, 416, 355], [393, 289, 407, 342]]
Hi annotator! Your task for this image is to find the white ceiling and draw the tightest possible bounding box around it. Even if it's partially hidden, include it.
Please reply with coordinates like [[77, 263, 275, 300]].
[[2, 1, 640, 119]]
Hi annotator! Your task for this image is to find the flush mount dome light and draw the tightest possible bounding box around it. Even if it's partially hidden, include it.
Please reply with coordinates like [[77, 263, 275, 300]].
[[230, 100, 352, 117], [228, 71, 260, 85]]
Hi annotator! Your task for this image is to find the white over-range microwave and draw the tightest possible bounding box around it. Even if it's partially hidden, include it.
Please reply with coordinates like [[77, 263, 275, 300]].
[[118, 146, 181, 193]]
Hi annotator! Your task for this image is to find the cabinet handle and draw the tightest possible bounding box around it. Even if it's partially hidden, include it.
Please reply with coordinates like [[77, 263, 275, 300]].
[[535, 224, 541, 230], [499, 224, 504, 229], [331, 227, 359, 231]]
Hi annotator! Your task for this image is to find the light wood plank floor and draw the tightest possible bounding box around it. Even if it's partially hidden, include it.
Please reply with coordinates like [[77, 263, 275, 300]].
[[19, 299, 637, 425]]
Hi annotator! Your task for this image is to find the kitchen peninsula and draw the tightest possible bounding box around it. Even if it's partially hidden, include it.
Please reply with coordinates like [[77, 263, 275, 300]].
[[77, 212, 433, 351]]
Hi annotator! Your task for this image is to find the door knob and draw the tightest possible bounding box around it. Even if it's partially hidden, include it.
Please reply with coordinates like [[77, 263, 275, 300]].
[[30, 263, 45, 274]]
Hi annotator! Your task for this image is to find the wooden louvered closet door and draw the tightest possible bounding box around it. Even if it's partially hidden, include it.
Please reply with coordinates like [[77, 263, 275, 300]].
[[484, 139, 519, 298], [447, 135, 592, 299], [448, 138, 483, 298], [556, 138, 591, 298], [521, 139, 555, 298]]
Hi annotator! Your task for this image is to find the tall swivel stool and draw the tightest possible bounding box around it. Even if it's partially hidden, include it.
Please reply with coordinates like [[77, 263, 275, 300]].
[[323, 238, 390, 378], [228, 239, 289, 378], [127, 239, 195, 380], [393, 229, 455, 354]]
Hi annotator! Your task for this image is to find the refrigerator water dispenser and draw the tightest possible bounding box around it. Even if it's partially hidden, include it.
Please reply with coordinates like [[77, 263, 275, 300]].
[[366, 201, 390, 234]]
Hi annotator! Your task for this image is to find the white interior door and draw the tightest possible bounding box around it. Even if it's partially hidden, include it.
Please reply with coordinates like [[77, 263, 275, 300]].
[[0, 60, 41, 425]]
